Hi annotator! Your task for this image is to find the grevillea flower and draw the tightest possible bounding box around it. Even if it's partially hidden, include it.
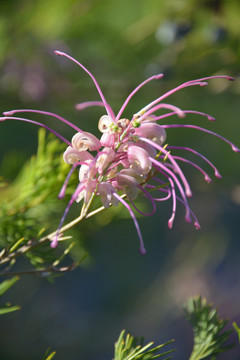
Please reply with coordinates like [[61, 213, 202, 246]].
[[1, 50, 239, 254]]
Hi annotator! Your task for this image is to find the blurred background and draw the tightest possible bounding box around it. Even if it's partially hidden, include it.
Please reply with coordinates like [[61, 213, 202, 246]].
[[0, 0, 240, 359]]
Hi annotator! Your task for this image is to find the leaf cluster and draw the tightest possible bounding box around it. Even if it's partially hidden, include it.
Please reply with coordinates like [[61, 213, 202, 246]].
[[0, 128, 70, 246], [184, 296, 233, 360], [0, 129, 81, 274], [114, 330, 175, 360], [41, 347, 56, 360]]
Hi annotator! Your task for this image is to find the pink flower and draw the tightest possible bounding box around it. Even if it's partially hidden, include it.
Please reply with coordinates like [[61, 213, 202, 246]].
[[116, 170, 139, 200], [100, 132, 116, 147], [134, 122, 166, 145], [63, 147, 94, 165], [79, 159, 97, 182], [98, 115, 115, 133], [127, 145, 152, 176], [96, 147, 115, 174], [97, 182, 119, 208], [71, 131, 101, 151], [1, 50, 239, 254], [76, 179, 97, 204]]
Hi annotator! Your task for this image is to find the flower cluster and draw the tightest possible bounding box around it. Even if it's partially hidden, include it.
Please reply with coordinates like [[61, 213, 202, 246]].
[[1, 51, 239, 254]]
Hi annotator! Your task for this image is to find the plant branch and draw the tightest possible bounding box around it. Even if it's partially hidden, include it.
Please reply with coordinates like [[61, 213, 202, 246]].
[[0, 261, 79, 277], [0, 193, 127, 269]]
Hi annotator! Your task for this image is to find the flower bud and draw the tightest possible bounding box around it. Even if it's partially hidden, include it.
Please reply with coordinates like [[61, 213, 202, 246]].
[[100, 132, 116, 147], [72, 131, 101, 151], [134, 123, 166, 145], [96, 147, 115, 174], [135, 142, 157, 158], [79, 159, 97, 182], [76, 179, 97, 204], [127, 145, 152, 176], [98, 182, 119, 208], [98, 115, 114, 133], [117, 171, 139, 200], [63, 146, 94, 165]]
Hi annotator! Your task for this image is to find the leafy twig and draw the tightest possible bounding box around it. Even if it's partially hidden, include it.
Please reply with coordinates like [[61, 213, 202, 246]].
[[0, 262, 78, 277], [184, 296, 233, 360], [114, 330, 176, 360]]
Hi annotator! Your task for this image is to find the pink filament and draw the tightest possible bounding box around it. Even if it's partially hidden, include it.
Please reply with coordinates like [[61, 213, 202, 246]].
[[116, 74, 164, 121], [75, 101, 115, 117], [139, 81, 208, 116], [51, 182, 85, 248], [55, 50, 116, 122], [0, 116, 71, 146], [153, 110, 216, 122], [162, 124, 240, 152], [3, 109, 82, 132], [151, 159, 191, 223], [143, 75, 232, 113], [152, 175, 177, 228], [113, 192, 146, 255], [130, 184, 157, 216], [138, 103, 185, 122], [139, 136, 192, 197], [167, 146, 222, 179], [174, 194, 201, 230], [145, 186, 172, 202], [58, 160, 90, 199], [58, 165, 77, 199], [167, 155, 212, 183]]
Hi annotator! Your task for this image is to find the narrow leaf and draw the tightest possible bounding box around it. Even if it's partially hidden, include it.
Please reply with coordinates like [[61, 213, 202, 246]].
[[0, 305, 20, 315], [42, 347, 56, 360], [233, 322, 240, 343], [0, 276, 19, 296]]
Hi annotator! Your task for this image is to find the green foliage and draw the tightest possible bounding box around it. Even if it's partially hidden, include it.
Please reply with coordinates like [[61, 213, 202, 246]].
[[41, 347, 56, 360], [0, 128, 70, 246], [114, 330, 175, 360], [0, 274, 19, 295], [1, 0, 240, 79], [233, 322, 240, 344], [184, 296, 232, 360], [0, 304, 20, 315], [0, 276, 20, 315], [0, 129, 86, 275]]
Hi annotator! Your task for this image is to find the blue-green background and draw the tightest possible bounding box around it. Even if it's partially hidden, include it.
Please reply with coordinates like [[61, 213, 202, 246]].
[[0, 0, 240, 359]]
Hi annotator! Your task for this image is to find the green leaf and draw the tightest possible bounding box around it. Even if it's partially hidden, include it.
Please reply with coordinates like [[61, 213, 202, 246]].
[[114, 330, 175, 360], [183, 296, 233, 360], [0, 128, 85, 274], [41, 347, 56, 360], [0, 304, 20, 315], [233, 322, 240, 344], [0, 276, 19, 296], [0, 276, 20, 315]]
